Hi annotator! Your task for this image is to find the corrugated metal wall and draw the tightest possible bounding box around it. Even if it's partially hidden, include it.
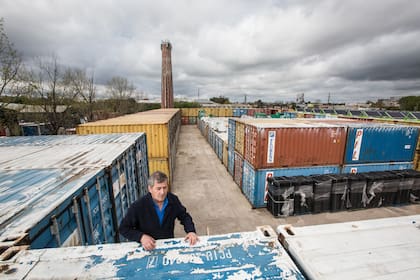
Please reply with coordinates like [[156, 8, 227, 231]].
[[199, 116, 420, 209], [0, 134, 149, 251], [76, 109, 180, 186]]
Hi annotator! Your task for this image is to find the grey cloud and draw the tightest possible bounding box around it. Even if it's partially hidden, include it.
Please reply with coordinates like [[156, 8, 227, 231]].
[[1, 0, 420, 103]]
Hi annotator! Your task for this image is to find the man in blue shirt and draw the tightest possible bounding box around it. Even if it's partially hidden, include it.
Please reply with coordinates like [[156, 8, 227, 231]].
[[119, 171, 198, 250]]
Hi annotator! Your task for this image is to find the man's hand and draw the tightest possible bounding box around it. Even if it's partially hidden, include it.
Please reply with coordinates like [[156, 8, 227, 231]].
[[185, 232, 199, 246], [140, 234, 156, 251]]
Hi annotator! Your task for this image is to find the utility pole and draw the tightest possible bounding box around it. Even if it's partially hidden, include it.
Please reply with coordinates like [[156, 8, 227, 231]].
[[244, 94, 247, 104], [197, 88, 200, 100]]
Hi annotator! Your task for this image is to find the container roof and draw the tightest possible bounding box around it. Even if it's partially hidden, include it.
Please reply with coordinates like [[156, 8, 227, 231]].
[[0, 167, 102, 241], [77, 109, 179, 126]]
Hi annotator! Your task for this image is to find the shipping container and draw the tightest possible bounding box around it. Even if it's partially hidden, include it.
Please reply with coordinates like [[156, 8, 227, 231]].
[[188, 116, 197, 124], [180, 107, 199, 117], [227, 146, 235, 176], [222, 141, 228, 168], [0, 138, 147, 202], [277, 215, 420, 280], [0, 134, 149, 197], [234, 121, 245, 155], [241, 119, 347, 168], [233, 151, 244, 188], [1, 226, 305, 279], [242, 160, 340, 208], [0, 167, 115, 250], [0, 134, 150, 250], [214, 132, 224, 161], [76, 109, 180, 187], [228, 118, 236, 147], [76, 108, 180, 159], [341, 161, 413, 173], [344, 124, 419, 164]]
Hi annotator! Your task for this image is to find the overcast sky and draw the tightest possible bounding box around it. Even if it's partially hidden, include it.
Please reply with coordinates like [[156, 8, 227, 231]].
[[1, 0, 420, 103]]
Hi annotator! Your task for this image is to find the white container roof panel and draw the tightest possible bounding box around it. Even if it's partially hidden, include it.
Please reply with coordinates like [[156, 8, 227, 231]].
[[0, 143, 133, 170], [277, 215, 420, 280], [0, 133, 145, 146]]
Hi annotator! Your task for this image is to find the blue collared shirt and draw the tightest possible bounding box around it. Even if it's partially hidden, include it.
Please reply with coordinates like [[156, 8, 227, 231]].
[[153, 197, 168, 226]]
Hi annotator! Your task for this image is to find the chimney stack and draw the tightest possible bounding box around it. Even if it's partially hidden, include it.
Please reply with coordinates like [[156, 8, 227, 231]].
[[161, 41, 174, 108]]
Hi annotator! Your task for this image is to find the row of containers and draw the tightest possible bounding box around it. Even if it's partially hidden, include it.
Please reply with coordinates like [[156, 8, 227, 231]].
[[0, 133, 149, 256], [76, 108, 181, 187], [198, 117, 420, 209], [2, 213, 418, 279], [180, 107, 292, 125], [266, 169, 420, 217]]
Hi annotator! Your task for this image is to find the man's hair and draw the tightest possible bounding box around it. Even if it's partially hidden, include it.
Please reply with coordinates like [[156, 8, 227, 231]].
[[148, 171, 168, 187]]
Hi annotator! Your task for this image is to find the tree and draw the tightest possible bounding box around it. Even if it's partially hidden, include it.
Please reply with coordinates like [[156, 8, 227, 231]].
[[25, 54, 74, 134], [0, 18, 22, 98], [106, 76, 135, 113], [0, 18, 22, 132], [399, 96, 420, 111], [63, 68, 96, 121], [254, 99, 264, 108], [210, 95, 230, 104]]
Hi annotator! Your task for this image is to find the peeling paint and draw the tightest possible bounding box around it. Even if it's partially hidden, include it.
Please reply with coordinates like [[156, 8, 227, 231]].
[[0, 227, 305, 279]]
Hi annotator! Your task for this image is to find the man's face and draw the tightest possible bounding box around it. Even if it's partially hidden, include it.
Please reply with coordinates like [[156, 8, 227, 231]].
[[148, 180, 168, 203]]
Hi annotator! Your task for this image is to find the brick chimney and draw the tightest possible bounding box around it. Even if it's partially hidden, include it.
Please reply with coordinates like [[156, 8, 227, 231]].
[[161, 41, 174, 108]]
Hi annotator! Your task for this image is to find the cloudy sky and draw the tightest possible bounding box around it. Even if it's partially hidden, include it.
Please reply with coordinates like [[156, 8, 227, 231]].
[[1, 0, 420, 103]]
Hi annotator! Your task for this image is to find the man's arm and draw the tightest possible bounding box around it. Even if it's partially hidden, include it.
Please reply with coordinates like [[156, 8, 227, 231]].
[[119, 203, 144, 242]]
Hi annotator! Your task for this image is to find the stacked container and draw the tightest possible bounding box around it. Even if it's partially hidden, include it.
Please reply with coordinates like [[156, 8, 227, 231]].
[[239, 119, 344, 208], [76, 109, 180, 186], [0, 134, 149, 252]]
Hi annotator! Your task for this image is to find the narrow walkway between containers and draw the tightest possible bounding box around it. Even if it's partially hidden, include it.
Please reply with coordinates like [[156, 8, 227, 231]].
[[173, 125, 420, 237]]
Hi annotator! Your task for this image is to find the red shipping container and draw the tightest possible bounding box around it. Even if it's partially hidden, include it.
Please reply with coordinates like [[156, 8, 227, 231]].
[[243, 119, 347, 169], [234, 150, 244, 188]]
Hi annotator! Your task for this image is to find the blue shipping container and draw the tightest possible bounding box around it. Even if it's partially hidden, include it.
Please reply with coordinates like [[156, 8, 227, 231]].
[[342, 162, 413, 174], [0, 168, 115, 249], [242, 160, 340, 208], [344, 125, 419, 164], [1, 226, 305, 279], [0, 134, 149, 246], [227, 146, 235, 176], [228, 118, 236, 147]]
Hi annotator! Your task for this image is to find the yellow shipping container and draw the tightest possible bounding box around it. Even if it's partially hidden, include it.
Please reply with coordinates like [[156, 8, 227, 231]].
[[235, 121, 245, 156], [77, 109, 180, 159], [149, 157, 172, 186], [76, 109, 181, 187], [222, 141, 228, 168], [181, 108, 200, 117]]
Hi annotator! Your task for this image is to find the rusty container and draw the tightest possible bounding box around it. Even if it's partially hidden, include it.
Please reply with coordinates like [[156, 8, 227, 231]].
[[234, 150, 244, 188], [243, 119, 347, 169], [234, 121, 245, 156]]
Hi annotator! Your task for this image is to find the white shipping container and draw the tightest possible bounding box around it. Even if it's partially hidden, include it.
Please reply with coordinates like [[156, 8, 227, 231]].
[[277, 215, 420, 280]]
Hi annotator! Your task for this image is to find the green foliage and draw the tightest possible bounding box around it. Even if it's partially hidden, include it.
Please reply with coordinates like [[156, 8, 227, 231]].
[[175, 101, 201, 108], [210, 96, 230, 104], [399, 96, 420, 111]]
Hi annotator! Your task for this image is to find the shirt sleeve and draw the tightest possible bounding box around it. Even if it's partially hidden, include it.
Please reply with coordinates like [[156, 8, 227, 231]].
[[119, 202, 144, 242]]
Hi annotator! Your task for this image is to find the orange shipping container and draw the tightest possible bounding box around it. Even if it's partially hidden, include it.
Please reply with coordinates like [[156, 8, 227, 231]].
[[243, 119, 347, 168]]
